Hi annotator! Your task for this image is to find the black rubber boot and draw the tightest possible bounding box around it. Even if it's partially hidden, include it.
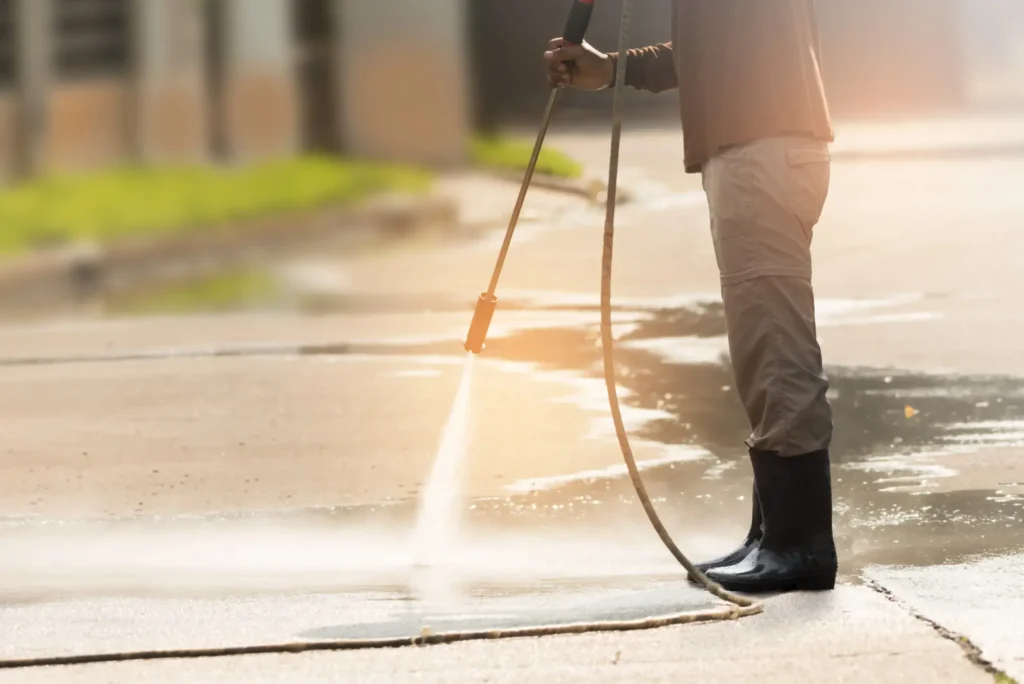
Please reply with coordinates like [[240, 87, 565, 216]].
[[687, 483, 762, 583], [706, 449, 838, 593]]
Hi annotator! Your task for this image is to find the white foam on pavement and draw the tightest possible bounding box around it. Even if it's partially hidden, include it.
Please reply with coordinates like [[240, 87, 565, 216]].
[[620, 336, 730, 366], [504, 444, 711, 495]]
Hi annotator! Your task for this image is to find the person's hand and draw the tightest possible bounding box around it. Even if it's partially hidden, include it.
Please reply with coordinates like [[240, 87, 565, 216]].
[[544, 38, 614, 91]]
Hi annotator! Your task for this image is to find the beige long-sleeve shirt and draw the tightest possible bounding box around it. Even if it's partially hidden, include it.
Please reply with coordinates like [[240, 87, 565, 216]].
[[612, 0, 834, 173]]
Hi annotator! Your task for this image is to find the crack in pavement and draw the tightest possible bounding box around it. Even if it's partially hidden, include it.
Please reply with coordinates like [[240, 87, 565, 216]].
[[866, 578, 1017, 683]]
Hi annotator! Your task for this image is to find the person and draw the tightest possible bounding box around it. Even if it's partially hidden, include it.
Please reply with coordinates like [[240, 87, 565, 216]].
[[545, 0, 838, 593]]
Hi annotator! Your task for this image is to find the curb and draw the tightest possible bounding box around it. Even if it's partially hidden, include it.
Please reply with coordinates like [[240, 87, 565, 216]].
[[487, 170, 633, 205], [0, 195, 461, 315]]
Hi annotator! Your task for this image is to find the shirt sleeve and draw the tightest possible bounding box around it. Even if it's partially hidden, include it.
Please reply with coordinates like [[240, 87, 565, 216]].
[[610, 42, 677, 93]]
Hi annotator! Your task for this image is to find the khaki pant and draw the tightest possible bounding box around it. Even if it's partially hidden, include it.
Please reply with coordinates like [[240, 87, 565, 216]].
[[702, 136, 833, 456]]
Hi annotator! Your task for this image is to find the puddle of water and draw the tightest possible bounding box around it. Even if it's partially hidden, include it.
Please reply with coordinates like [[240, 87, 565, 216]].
[[3, 290, 1021, 599], [424, 303, 1024, 572]]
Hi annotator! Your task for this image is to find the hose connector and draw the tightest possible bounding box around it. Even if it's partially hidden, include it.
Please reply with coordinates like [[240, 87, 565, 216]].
[[464, 294, 498, 354]]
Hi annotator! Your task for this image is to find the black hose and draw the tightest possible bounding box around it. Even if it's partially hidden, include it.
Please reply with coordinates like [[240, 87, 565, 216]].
[[597, 0, 762, 615]]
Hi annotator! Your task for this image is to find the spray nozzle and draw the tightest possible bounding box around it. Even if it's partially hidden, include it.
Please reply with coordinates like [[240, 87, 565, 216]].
[[464, 294, 498, 354]]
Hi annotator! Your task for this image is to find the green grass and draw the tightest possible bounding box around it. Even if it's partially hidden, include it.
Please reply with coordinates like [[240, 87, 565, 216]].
[[994, 674, 1018, 684], [0, 140, 581, 259], [111, 270, 280, 315], [471, 134, 583, 179], [0, 156, 432, 256]]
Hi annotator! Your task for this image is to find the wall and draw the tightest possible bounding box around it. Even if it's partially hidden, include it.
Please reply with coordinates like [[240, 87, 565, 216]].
[[45, 79, 131, 173], [13, 0, 50, 177], [469, 0, 970, 127], [959, 0, 1024, 105], [0, 91, 16, 182], [816, 0, 967, 117], [135, 0, 209, 164], [218, 0, 299, 162], [338, 0, 471, 165], [0, 0, 13, 180], [12, 0, 133, 175]]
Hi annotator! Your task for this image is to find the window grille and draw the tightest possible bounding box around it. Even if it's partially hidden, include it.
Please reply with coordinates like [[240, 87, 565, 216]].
[[54, 0, 131, 80]]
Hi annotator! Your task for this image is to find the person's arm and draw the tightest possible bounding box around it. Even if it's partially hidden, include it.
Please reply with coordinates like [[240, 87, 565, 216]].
[[609, 42, 677, 93], [545, 40, 676, 93]]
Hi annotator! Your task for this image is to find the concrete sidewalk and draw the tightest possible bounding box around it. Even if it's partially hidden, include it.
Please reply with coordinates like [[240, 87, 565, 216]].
[[324, 130, 1024, 379], [0, 348, 688, 519], [868, 556, 1024, 682], [829, 112, 1024, 160], [0, 586, 992, 684], [2, 120, 1022, 683], [545, 111, 1024, 175], [0, 309, 1012, 684]]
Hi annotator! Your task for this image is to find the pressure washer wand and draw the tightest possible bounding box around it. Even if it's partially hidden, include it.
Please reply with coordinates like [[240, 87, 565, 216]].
[[464, 0, 595, 354]]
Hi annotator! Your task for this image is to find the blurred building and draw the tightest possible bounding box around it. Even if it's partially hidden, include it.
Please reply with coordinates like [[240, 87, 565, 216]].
[[470, 0, 1024, 127], [961, 0, 1024, 105], [2, 0, 1023, 186], [0, 0, 472, 185], [815, 0, 966, 117]]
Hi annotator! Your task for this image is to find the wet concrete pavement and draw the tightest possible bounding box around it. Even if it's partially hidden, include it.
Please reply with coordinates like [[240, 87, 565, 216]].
[[1, 123, 1023, 681], [0, 586, 991, 684], [0, 580, 721, 658], [866, 554, 1024, 681]]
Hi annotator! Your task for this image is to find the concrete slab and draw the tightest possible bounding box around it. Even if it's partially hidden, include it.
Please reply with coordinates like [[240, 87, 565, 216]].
[[1, 124, 1022, 684], [0, 509, 701, 605], [867, 554, 1024, 682], [0, 586, 992, 684], [0, 353, 690, 519], [0, 581, 721, 662]]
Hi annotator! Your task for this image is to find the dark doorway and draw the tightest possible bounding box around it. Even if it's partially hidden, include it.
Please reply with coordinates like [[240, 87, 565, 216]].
[[204, 0, 228, 160], [293, 0, 340, 153]]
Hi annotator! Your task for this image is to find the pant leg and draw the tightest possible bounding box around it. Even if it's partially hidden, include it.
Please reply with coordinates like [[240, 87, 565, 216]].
[[701, 136, 833, 456], [724, 275, 832, 455]]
